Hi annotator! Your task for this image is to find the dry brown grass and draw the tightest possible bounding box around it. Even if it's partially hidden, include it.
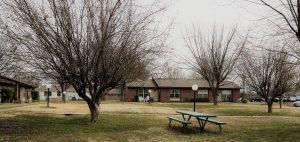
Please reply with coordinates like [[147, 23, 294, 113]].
[[1, 101, 300, 142], [0, 101, 179, 115]]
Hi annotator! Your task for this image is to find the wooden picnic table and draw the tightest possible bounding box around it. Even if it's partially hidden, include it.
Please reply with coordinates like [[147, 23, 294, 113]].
[[176, 110, 217, 132]]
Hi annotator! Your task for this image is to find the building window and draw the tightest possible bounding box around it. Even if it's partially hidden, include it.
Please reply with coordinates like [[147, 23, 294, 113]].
[[137, 89, 149, 98], [44, 91, 52, 96], [170, 89, 180, 101], [137, 89, 149, 102], [222, 90, 232, 102], [198, 90, 208, 98], [57, 92, 61, 96]]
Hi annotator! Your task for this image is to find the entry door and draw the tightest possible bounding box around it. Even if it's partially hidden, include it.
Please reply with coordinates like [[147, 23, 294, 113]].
[[151, 89, 158, 102], [217, 94, 222, 102], [222, 90, 232, 102]]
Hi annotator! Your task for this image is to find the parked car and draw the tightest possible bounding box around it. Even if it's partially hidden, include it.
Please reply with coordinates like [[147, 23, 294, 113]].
[[282, 97, 289, 102], [290, 96, 296, 102], [293, 101, 300, 107], [67, 96, 77, 101], [273, 97, 280, 102], [273, 97, 289, 102], [296, 96, 300, 101], [250, 95, 264, 102]]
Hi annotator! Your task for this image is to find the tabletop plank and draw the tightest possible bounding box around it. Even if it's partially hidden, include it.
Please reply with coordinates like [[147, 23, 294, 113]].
[[176, 110, 217, 118]]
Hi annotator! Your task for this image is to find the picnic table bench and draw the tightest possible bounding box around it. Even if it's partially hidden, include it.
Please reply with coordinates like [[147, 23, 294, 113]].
[[167, 116, 192, 132], [168, 110, 226, 133], [198, 117, 226, 132]]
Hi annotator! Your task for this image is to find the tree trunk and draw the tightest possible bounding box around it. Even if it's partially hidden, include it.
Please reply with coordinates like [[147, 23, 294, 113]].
[[267, 99, 273, 113], [88, 102, 100, 124], [279, 95, 282, 109], [211, 88, 218, 106], [62, 93, 65, 103], [62, 88, 65, 103], [213, 95, 218, 105]]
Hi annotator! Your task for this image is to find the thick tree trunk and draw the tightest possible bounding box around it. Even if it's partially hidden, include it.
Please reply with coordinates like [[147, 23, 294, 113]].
[[62, 93, 65, 103], [267, 99, 273, 113], [62, 88, 65, 103], [213, 94, 218, 106], [211, 88, 218, 106], [88, 102, 100, 124]]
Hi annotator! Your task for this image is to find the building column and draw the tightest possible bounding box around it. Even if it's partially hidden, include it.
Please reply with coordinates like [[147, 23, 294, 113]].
[[15, 83, 21, 103], [26, 89, 29, 103]]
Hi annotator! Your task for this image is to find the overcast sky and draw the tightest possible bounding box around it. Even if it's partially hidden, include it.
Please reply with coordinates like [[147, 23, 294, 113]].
[[158, 0, 262, 75]]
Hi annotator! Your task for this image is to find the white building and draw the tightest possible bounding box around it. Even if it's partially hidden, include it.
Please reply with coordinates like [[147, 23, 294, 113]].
[[35, 85, 120, 101], [35, 85, 90, 101]]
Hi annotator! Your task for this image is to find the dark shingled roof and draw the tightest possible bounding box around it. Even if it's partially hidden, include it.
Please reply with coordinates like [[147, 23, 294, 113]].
[[126, 80, 156, 88], [36, 85, 121, 94], [0, 75, 37, 88]]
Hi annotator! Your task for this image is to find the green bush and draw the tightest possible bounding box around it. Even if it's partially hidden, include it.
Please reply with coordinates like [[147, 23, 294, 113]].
[[184, 97, 189, 102], [241, 99, 248, 103], [31, 91, 39, 101], [1, 87, 14, 103]]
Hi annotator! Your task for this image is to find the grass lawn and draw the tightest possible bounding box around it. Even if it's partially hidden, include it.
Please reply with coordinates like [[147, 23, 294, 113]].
[[0, 101, 300, 142]]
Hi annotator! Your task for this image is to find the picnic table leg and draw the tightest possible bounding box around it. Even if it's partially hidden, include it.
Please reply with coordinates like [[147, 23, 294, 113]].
[[201, 117, 209, 132], [181, 114, 186, 120], [196, 118, 203, 132], [187, 116, 191, 121], [197, 117, 208, 132], [169, 119, 172, 127]]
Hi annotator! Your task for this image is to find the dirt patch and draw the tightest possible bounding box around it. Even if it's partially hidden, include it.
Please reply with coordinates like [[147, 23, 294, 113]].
[[0, 103, 90, 114], [101, 103, 176, 114]]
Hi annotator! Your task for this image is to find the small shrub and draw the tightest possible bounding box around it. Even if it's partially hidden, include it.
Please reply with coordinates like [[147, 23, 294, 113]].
[[1, 87, 14, 103], [241, 99, 248, 103], [31, 91, 39, 101], [184, 97, 189, 102], [134, 95, 139, 102]]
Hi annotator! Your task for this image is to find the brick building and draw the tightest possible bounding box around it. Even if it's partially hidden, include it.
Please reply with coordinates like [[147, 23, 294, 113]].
[[124, 79, 241, 102]]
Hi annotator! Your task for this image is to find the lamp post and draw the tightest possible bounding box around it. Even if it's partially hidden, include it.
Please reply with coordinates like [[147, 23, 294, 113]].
[[148, 90, 152, 104], [192, 84, 198, 112], [46, 84, 52, 108], [0, 89, 2, 103]]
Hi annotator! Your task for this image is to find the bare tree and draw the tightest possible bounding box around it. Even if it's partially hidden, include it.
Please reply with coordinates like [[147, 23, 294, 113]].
[[188, 71, 203, 79], [152, 62, 185, 79], [184, 26, 247, 105], [1, 0, 167, 123], [245, 0, 300, 61], [0, 36, 18, 75], [249, 0, 300, 41], [238, 47, 296, 113]]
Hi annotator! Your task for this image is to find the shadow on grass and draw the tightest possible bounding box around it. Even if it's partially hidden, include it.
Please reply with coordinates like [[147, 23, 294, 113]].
[[0, 113, 152, 141], [167, 125, 223, 135], [233, 121, 300, 142]]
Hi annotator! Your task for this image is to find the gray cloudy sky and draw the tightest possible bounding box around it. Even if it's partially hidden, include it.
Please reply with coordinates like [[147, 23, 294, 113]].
[[161, 0, 261, 66]]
